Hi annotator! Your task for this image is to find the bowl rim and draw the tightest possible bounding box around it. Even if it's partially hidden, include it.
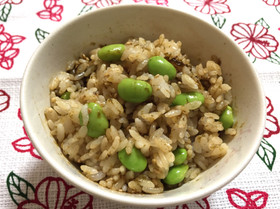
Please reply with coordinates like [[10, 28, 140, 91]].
[[20, 4, 266, 207]]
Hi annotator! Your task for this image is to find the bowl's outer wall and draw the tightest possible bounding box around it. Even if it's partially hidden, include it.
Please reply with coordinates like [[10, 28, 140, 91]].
[[21, 5, 266, 207]]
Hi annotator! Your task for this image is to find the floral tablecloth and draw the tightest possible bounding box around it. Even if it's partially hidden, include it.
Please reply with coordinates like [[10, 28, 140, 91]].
[[1, 0, 280, 208]]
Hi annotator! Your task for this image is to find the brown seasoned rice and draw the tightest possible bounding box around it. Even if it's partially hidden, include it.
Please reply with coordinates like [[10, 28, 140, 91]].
[[45, 34, 236, 194]]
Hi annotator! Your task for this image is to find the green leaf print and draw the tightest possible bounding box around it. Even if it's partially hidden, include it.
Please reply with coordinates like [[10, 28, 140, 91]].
[[0, 4, 12, 22], [211, 14, 226, 29], [6, 171, 35, 206], [255, 18, 270, 29], [248, 53, 257, 63], [266, 52, 280, 65], [35, 28, 50, 43], [257, 138, 276, 171], [78, 5, 93, 16], [276, 5, 280, 14]]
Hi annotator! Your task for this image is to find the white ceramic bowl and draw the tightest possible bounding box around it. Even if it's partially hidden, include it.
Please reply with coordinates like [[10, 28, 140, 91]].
[[21, 5, 266, 207]]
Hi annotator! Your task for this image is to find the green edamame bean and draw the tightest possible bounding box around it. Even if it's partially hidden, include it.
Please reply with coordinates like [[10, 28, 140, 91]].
[[219, 105, 234, 130], [185, 92, 205, 103], [61, 91, 71, 100], [173, 148, 188, 166], [118, 147, 147, 172], [172, 92, 204, 106], [148, 56, 176, 80], [163, 164, 189, 185], [79, 103, 109, 138], [172, 93, 188, 106], [117, 78, 152, 103], [98, 44, 125, 62]]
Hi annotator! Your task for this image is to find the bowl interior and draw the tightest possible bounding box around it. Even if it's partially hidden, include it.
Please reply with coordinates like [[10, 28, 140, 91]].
[[21, 5, 265, 207]]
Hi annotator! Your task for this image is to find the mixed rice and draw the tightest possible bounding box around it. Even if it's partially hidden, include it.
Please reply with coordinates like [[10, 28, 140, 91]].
[[45, 34, 236, 194]]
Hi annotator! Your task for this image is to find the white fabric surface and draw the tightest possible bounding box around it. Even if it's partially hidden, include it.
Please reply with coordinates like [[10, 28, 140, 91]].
[[1, 0, 280, 208]]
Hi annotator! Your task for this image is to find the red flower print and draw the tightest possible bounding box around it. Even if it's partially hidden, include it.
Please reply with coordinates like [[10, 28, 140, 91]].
[[183, 197, 210, 209], [0, 24, 25, 70], [263, 0, 280, 6], [0, 0, 22, 4], [18, 177, 94, 209], [12, 109, 42, 160], [231, 23, 279, 59], [183, 0, 231, 14], [194, 197, 210, 209], [264, 96, 280, 138], [227, 188, 268, 209], [157, 197, 210, 209], [37, 0, 63, 22], [82, 0, 122, 8], [133, 0, 169, 6], [0, 89, 10, 112]]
